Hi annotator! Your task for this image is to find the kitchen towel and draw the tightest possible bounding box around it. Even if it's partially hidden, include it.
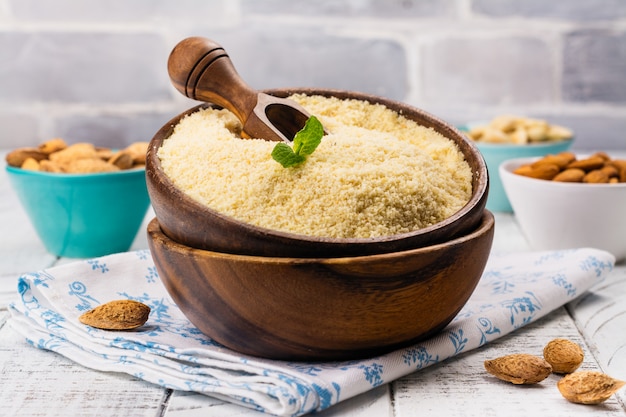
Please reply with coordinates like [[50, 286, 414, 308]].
[[9, 248, 614, 416]]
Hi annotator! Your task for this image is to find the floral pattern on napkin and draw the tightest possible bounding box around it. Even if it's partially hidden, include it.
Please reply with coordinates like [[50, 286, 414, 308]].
[[9, 248, 614, 416]]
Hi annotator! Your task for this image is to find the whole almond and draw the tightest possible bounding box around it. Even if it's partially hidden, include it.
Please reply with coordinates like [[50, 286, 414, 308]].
[[567, 156, 605, 172], [21, 157, 41, 171], [64, 158, 120, 174], [610, 159, 626, 171], [38, 138, 67, 154], [583, 169, 610, 184], [79, 299, 150, 330], [553, 168, 585, 183], [49, 143, 98, 164], [39, 159, 65, 173], [514, 163, 560, 180], [591, 151, 611, 162], [484, 353, 553, 385], [543, 338, 584, 374], [109, 150, 135, 170], [5, 147, 48, 167], [557, 371, 625, 404], [611, 160, 626, 182], [599, 165, 619, 179], [531, 154, 574, 170], [124, 141, 149, 165]]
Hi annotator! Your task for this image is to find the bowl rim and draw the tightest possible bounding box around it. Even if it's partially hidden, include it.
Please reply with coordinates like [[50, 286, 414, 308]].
[[148, 88, 489, 247], [472, 139, 573, 149], [499, 156, 626, 188], [148, 210, 495, 264], [5, 165, 146, 179]]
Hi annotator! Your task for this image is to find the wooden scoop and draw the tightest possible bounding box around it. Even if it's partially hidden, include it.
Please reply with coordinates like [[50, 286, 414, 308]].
[[168, 37, 314, 143]]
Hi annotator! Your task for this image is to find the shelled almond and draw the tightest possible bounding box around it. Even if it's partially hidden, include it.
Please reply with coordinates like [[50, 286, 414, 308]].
[[5, 138, 149, 174], [513, 152, 626, 183]]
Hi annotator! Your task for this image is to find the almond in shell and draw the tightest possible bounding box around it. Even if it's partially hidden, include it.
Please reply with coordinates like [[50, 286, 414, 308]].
[[484, 353, 553, 385], [543, 338, 584, 374], [557, 371, 625, 405], [5, 147, 48, 167], [79, 299, 150, 330]]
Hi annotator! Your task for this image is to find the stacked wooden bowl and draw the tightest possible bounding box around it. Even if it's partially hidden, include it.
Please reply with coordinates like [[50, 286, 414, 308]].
[[145, 38, 493, 360]]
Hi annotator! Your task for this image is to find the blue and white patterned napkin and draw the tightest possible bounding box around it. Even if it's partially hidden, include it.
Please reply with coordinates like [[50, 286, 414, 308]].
[[9, 248, 614, 416]]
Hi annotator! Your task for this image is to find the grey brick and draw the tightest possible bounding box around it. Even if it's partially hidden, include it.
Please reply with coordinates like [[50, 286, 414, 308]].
[[545, 114, 626, 151], [0, 112, 40, 148], [0, 32, 171, 104], [421, 37, 554, 105], [192, 28, 407, 100], [472, 0, 626, 21], [563, 30, 626, 103], [9, 0, 233, 22], [53, 111, 177, 149], [241, 0, 456, 18]]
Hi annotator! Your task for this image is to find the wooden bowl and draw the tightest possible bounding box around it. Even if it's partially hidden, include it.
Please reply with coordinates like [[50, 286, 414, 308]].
[[147, 210, 495, 361], [146, 88, 489, 258]]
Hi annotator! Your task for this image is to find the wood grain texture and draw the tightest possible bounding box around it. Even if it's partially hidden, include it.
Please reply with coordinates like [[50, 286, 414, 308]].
[[567, 263, 626, 409], [0, 323, 166, 417], [147, 212, 493, 360], [392, 307, 625, 416]]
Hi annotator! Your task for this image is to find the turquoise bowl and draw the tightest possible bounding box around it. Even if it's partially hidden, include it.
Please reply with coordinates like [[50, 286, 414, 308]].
[[476, 140, 573, 212], [6, 166, 151, 258], [459, 124, 573, 212]]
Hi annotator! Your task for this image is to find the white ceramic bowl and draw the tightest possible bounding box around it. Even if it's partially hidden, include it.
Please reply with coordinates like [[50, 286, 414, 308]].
[[500, 156, 626, 262]]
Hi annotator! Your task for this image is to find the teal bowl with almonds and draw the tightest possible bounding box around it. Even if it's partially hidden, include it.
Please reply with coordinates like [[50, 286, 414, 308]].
[[6, 166, 150, 258]]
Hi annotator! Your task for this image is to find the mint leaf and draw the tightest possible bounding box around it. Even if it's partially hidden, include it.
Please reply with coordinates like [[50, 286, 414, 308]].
[[271, 115, 324, 168], [293, 116, 324, 156], [271, 142, 306, 168]]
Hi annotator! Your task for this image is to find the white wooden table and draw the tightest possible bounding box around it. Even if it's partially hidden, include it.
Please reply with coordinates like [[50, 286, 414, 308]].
[[1, 151, 625, 417]]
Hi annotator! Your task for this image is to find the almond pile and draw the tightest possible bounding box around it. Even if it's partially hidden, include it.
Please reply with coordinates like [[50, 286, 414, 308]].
[[484, 338, 624, 405], [5, 138, 149, 173], [513, 151, 626, 183], [467, 115, 573, 144]]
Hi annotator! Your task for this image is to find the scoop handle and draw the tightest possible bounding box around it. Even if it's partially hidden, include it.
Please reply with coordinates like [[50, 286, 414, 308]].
[[167, 37, 258, 123]]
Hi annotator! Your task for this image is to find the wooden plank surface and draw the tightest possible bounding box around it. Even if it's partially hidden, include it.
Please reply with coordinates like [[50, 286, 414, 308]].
[[1, 152, 624, 417], [0, 320, 167, 417], [393, 307, 625, 416]]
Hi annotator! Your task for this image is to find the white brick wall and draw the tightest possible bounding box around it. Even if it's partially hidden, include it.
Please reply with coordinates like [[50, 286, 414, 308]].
[[0, 0, 624, 150]]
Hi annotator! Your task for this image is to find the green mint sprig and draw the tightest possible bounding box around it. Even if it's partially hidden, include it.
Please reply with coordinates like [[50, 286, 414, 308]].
[[271, 115, 324, 168]]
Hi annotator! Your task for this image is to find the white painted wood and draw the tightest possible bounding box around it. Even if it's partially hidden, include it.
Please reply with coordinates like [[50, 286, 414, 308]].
[[567, 263, 626, 407], [165, 385, 391, 417], [392, 307, 625, 417], [0, 322, 166, 417], [1, 150, 624, 416]]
